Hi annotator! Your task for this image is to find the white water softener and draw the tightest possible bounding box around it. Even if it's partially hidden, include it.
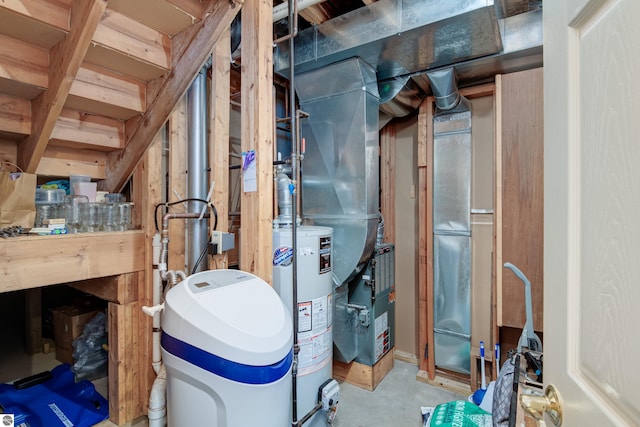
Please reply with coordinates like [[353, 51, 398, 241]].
[[273, 225, 336, 427], [162, 269, 293, 426]]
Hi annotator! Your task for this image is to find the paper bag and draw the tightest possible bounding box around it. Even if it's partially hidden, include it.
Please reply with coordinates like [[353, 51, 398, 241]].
[[0, 168, 37, 228]]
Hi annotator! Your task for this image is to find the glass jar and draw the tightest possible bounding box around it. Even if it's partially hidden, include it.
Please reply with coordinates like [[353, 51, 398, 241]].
[[101, 203, 117, 232], [81, 202, 103, 232], [64, 195, 89, 234], [35, 203, 62, 228], [115, 202, 133, 231]]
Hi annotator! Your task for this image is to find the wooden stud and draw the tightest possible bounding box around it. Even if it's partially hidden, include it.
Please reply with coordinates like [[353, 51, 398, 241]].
[[18, 0, 108, 173], [380, 123, 396, 243], [210, 29, 231, 269], [108, 298, 142, 425], [132, 130, 163, 414], [25, 288, 43, 354], [240, 0, 274, 283], [417, 97, 435, 378], [101, 0, 241, 192], [168, 97, 187, 272]]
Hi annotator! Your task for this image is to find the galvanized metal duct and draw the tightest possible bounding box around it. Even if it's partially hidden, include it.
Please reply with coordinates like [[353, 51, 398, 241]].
[[275, 0, 502, 80], [296, 58, 380, 286], [428, 68, 472, 375], [186, 65, 209, 274], [274, 0, 542, 118], [379, 9, 543, 116]]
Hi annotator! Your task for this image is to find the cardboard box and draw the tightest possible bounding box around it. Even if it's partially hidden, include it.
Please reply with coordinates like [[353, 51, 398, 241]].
[[52, 305, 101, 364]]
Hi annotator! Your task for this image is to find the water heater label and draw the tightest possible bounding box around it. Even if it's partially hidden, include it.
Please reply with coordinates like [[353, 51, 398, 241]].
[[319, 236, 332, 274], [272, 246, 293, 266], [297, 293, 333, 375]]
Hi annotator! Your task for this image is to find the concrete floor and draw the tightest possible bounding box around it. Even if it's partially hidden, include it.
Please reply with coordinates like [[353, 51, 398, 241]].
[[333, 360, 464, 427], [2, 346, 463, 427]]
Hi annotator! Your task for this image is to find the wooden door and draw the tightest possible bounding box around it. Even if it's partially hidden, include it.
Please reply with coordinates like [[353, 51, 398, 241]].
[[544, 0, 640, 425]]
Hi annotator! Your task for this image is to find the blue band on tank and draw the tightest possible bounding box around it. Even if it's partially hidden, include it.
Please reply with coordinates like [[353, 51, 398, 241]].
[[161, 330, 292, 384]]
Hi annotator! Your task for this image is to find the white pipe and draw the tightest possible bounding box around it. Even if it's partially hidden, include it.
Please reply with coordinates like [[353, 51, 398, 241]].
[[151, 233, 162, 374], [272, 0, 325, 22], [148, 364, 167, 427]]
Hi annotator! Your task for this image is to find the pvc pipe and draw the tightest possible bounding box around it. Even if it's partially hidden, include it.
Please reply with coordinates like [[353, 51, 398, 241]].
[[148, 365, 167, 427]]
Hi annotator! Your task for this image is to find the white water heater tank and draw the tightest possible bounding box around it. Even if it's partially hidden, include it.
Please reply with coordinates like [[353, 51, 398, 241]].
[[162, 269, 293, 427], [273, 225, 334, 427]]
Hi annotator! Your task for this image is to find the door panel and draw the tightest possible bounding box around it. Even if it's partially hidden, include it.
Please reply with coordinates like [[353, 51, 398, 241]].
[[545, 1, 640, 425]]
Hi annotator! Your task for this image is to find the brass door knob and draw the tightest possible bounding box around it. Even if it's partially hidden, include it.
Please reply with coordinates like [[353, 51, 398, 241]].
[[520, 384, 563, 426]]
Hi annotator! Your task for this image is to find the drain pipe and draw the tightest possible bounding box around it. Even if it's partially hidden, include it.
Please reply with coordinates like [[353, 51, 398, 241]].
[[143, 212, 209, 427]]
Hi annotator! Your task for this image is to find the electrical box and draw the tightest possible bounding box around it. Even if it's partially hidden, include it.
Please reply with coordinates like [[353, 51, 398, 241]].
[[211, 231, 235, 255]]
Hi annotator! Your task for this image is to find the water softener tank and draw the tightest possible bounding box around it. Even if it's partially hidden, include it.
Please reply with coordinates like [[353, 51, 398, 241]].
[[273, 225, 334, 427], [161, 269, 293, 427]]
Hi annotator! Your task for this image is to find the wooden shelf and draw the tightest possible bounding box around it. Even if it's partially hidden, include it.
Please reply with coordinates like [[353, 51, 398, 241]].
[[0, 230, 145, 292]]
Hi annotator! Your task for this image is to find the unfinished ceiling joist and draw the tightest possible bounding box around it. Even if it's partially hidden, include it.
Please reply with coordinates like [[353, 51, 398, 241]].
[[101, 0, 243, 192], [18, 0, 109, 173]]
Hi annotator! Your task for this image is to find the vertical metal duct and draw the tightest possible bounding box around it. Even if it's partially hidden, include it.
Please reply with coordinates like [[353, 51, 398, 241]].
[[428, 67, 472, 375], [296, 57, 380, 287], [186, 64, 209, 273]]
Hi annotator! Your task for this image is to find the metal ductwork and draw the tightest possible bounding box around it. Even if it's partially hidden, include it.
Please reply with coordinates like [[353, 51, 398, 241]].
[[427, 67, 472, 374], [426, 68, 461, 111], [275, 0, 502, 79], [275, 1, 543, 118], [296, 58, 380, 287]]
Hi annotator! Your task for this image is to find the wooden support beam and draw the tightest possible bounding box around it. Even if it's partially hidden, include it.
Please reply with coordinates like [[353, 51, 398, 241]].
[[380, 123, 396, 243], [240, 0, 273, 282], [101, 0, 242, 192], [130, 131, 164, 418], [168, 97, 187, 272], [69, 274, 139, 305], [0, 94, 31, 136], [18, 0, 108, 173], [210, 29, 231, 269]]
